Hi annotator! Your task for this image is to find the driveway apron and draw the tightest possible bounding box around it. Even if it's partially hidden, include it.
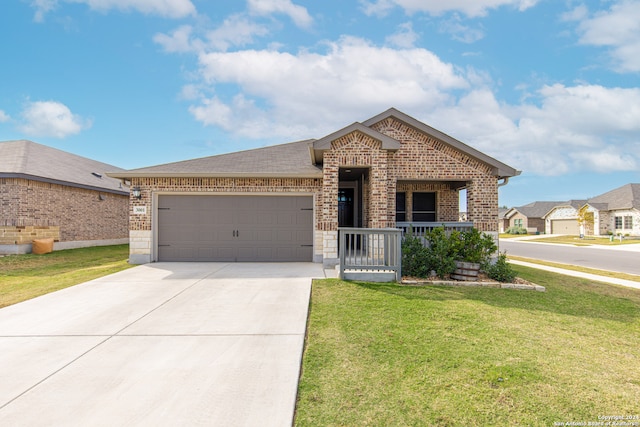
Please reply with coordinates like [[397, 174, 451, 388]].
[[0, 262, 325, 426]]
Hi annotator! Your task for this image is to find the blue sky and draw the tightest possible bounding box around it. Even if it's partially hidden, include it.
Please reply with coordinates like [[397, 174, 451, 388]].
[[1, 0, 639, 208]]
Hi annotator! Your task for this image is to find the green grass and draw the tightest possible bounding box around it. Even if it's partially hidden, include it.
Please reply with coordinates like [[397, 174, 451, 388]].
[[0, 245, 133, 308], [296, 266, 640, 426], [509, 255, 640, 283]]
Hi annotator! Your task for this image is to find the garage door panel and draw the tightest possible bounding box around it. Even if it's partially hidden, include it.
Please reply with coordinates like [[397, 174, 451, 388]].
[[158, 195, 313, 262], [551, 219, 579, 235]]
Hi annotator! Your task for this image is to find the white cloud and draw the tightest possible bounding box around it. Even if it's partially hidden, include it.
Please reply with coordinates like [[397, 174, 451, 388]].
[[31, 0, 57, 22], [19, 101, 92, 138], [429, 84, 640, 175], [247, 0, 313, 28], [153, 25, 200, 53], [385, 22, 419, 48], [439, 14, 485, 43], [31, 0, 196, 21], [574, 1, 640, 72], [154, 16, 270, 53], [361, 0, 538, 18], [189, 36, 468, 138], [205, 14, 270, 51], [0, 110, 10, 123]]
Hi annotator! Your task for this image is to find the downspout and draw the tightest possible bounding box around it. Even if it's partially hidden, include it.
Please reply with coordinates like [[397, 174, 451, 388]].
[[498, 177, 510, 187]]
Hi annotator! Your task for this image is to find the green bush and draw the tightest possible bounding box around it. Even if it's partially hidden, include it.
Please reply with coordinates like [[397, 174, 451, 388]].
[[401, 226, 499, 279], [485, 252, 516, 283], [455, 228, 497, 264], [425, 227, 457, 279], [401, 232, 430, 278], [506, 226, 528, 235]]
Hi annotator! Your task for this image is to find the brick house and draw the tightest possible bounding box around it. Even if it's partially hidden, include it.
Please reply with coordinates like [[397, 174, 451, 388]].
[[544, 183, 640, 237], [0, 140, 129, 254], [504, 201, 572, 234], [109, 108, 520, 265]]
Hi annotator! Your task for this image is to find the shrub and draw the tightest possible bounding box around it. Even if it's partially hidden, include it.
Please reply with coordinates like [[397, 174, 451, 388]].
[[425, 227, 456, 279], [401, 232, 430, 278], [455, 228, 497, 264], [506, 226, 528, 235], [485, 252, 516, 283]]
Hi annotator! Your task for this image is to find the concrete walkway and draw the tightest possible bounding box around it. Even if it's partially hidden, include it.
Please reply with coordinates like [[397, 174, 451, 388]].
[[509, 259, 640, 290], [0, 262, 326, 426], [502, 237, 640, 290]]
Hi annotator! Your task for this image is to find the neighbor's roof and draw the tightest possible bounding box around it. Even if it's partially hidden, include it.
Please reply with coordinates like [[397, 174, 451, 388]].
[[507, 201, 565, 219], [587, 183, 640, 211], [0, 140, 129, 195], [109, 140, 323, 179]]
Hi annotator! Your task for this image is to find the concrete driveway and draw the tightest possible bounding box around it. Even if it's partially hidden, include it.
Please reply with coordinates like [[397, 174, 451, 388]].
[[0, 262, 326, 426]]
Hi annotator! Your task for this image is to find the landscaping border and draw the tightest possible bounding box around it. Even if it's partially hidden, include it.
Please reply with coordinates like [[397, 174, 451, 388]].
[[401, 278, 546, 291]]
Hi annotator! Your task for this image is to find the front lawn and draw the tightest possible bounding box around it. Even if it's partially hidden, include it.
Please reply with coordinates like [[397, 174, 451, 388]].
[[296, 265, 640, 426], [0, 245, 133, 308]]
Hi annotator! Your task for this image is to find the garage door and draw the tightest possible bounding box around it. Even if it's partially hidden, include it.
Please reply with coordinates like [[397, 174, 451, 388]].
[[551, 219, 580, 235], [157, 195, 313, 262]]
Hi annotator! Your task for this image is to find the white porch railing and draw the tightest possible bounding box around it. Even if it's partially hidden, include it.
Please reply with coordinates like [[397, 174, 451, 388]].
[[396, 222, 474, 239], [339, 228, 402, 282]]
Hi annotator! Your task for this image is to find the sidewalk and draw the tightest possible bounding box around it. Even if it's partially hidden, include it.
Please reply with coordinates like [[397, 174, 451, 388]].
[[509, 259, 640, 290]]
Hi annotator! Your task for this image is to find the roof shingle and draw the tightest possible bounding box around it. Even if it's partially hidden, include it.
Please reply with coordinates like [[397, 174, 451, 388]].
[[0, 140, 128, 195]]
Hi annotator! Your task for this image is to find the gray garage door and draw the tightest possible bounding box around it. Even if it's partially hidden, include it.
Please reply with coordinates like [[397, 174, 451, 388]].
[[551, 219, 580, 235], [157, 195, 313, 262]]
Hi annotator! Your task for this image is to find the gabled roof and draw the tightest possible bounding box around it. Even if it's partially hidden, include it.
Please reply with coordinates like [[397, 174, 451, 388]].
[[312, 122, 401, 162], [109, 107, 520, 180], [587, 183, 640, 211], [540, 199, 588, 218], [109, 140, 323, 179], [507, 201, 565, 219], [363, 108, 520, 178], [0, 140, 128, 195]]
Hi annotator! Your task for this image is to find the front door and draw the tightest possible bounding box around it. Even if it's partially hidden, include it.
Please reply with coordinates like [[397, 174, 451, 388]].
[[338, 188, 354, 227]]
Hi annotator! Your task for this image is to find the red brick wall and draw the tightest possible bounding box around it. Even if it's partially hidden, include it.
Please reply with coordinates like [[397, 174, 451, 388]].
[[0, 178, 129, 241]]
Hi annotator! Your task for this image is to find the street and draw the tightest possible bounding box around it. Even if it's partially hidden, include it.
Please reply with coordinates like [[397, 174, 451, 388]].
[[499, 239, 640, 276]]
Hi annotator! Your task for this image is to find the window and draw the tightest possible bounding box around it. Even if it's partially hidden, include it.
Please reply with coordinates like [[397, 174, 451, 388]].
[[412, 192, 436, 222], [615, 217, 623, 229], [514, 219, 523, 228], [624, 216, 633, 229], [396, 192, 406, 222]]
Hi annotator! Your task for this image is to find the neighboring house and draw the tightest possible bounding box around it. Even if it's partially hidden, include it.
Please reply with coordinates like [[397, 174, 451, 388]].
[[109, 108, 520, 265], [582, 183, 640, 237], [543, 200, 587, 235], [0, 140, 129, 254], [498, 207, 510, 233], [504, 201, 563, 234]]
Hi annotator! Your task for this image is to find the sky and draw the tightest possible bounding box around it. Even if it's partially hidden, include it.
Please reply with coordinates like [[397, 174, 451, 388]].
[[1, 0, 639, 208]]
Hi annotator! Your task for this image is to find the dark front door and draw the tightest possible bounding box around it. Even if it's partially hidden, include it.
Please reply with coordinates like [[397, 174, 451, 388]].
[[338, 188, 354, 227]]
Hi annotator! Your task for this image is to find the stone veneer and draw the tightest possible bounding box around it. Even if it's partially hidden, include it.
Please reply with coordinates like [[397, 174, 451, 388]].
[[128, 117, 502, 264]]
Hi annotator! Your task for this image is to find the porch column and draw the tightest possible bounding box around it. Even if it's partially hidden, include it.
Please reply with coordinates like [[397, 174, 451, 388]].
[[466, 177, 499, 234], [368, 151, 389, 228], [320, 153, 339, 267]]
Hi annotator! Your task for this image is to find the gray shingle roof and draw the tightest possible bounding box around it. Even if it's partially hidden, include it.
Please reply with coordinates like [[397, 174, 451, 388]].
[[0, 140, 128, 195], [511, 201, 566, 219], [588, 183, 640, 211], [110, 140, 322, 178], [110, 108, 520, 180]]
